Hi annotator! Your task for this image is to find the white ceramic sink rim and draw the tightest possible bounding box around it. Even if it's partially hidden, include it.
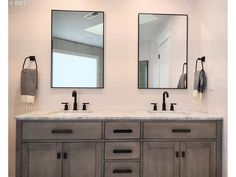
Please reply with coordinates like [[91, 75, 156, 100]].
[[47, 110, 93, 116], [147, 110, 190, 115]]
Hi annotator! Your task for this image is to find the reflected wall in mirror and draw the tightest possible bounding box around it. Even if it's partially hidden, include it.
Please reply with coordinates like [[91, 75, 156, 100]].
[[138, 13, 188, 89], [51, 10, 104, 88]]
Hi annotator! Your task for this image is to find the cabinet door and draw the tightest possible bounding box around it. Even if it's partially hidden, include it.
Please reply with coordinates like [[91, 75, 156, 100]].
[[63, 143, 102, 177], [143, 142, 179, 177], [180, 141, 216, 177], [22, 143, 62, 177]]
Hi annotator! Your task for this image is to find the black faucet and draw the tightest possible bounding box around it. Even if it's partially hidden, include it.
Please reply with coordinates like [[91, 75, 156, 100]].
[[72, 90, 77, 110], [162, 91, 169, 111]]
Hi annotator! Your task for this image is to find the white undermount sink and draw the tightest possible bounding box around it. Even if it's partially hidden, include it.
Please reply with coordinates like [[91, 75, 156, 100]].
[[147, 110, 190, 115], [47, 110, 93, 116]]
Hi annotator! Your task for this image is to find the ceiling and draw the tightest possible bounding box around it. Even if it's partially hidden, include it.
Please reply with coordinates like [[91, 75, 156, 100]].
[[139, 15, 171, 41], [52, 11, 103, 48]]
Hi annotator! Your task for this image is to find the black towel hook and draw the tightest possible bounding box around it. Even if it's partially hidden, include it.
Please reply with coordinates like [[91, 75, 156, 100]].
[[22, 56, 38, 70], [195, 56, 205, 72]]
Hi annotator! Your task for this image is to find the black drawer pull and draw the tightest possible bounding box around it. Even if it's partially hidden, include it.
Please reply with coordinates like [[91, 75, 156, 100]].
[[176, 151, 179, 158], [51, 129, 73, 134], [113, 169, 133, 174], [63, 152, 67, 159], [57, 152, 61, 159], [113, 149, 133, 153], [113, 129, 133, 133], [182, 151, 185, 158], [172, 129, 191, 133]]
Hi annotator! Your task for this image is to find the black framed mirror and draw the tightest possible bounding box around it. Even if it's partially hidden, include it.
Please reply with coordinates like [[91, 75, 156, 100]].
[[51, 10, 104, 88], [138, 13, 188, 89]]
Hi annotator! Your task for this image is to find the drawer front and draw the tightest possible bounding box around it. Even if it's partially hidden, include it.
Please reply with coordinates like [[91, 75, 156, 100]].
[[22, 122, 102, 139], [105, 142, 140, 159], [144, 122, 216, 139], [105, 122, 140, 139], [105, 162, 140, 177]]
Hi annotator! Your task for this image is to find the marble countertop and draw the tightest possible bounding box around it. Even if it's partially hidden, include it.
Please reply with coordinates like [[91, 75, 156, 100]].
[[15, 110, 223, 120]]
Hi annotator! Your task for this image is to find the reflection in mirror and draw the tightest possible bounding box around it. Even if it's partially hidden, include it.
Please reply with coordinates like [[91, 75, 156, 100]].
[[51, 10, 104, 88], [138, 13, 188, 89]]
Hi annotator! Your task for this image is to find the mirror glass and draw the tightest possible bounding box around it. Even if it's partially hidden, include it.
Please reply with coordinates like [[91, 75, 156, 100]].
[[138, 13, 188, 89], [51, 10, 104, 88]]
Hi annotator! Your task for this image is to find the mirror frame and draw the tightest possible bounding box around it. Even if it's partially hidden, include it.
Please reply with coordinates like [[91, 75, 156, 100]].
[[138, 13, 188, 89], [51, 10, 105, 89]]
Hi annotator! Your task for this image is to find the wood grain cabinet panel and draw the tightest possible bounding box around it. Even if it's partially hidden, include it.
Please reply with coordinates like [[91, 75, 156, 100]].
[[22, 143, 62, 177], [143, 142, 179, 177]]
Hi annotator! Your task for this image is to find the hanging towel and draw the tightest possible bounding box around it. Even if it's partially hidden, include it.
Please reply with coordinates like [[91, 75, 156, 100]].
[[20, 56, 38, 108], [21, 68, 37, 106], [177, 73, 187, 88], [193, 69, 207, 100]]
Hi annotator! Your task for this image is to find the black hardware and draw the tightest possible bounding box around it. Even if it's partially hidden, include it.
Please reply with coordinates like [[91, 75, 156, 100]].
[[113, 129, 133, 133], [57, 152, 61, 159], [22, 56, 38, 89], [72, 90, 77, 110], [176, 151, 179, 158], [162, 91, 169, 111], [63, 152, 67, 159], [182, 151, 185, 158], [113, 169, 133, 174], [82, 103, 89, 111], [151, 103, 157, 111], [172, 129, 191, 133], [51, 129, 73, 134], [61, 102, 69, 110], [158, 54, 161, 59], [195, 56, 205, 71], [113, 149, 133, 153], [170, 103, 177, 111]]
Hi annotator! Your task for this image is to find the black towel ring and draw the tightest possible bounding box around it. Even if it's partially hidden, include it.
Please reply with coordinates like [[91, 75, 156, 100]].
[[22, 56, 38, 89], [182, 62, 187, 74], [22, 56, 38, 70], [195, 56, 205, 72]]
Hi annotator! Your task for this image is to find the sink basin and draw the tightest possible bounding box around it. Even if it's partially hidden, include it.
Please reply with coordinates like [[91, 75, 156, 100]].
[[47, 110, 93, 116], [147, 110, 190, 115]]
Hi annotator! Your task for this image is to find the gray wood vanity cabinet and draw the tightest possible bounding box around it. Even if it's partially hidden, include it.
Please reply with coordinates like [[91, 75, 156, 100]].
[[16, 119, 222, 177]]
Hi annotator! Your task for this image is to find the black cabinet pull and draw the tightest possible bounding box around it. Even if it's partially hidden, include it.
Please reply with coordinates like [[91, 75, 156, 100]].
[[113, 149, 133, 153], [51, 129, 73, 134], [113, 169, 133, 174], [182, 151, 185, 158], [172, 129, 191, 133], [57, 152, 61, 159], [63, 152, 67, 159], [113, 129, 133, 133], [176, 151, 179, 158]]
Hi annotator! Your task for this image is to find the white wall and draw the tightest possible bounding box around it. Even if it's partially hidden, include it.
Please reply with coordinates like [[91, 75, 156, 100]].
[[193, 0, 227, 176], [9, 0, 227, 177]]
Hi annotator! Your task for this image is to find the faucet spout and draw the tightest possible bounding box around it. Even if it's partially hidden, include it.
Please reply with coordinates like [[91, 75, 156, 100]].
[[162, 91, 169, 111], [72, 90, 77, 110]]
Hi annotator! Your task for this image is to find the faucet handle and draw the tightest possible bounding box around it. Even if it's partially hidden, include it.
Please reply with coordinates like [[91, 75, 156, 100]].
[[61, 102, 69, 110], [170, 103, 177, 111], [150, 103, 158, 111], [82, 103, 90, 111]]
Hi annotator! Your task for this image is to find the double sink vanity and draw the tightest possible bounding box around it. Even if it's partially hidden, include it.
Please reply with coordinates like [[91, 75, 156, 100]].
[[15, 9, 222, 177], [15, 110, 222, 177]]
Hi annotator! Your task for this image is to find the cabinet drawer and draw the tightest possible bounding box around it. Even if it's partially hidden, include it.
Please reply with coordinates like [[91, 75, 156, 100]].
[[22, 122, 102, 139], [105, 162, 140, 177], [105, 142, 140, 159], [105, 122, 140, 139], [144, 122, 216, 139]]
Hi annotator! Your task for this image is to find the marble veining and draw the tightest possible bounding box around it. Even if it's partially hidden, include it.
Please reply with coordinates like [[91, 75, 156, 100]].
[[15, 110, 223, 120]]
